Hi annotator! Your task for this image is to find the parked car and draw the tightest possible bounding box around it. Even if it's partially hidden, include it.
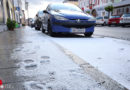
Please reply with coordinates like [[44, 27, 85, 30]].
[[108, 16, 121, 26], [31, 19, 35, 28], [96, 16, 108, 26], [34, 11, 44, 30], [120, 13, 130, 27], [41, 3, 96, 37]]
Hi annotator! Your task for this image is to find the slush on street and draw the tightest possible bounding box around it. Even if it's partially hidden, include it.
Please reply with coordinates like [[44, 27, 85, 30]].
[[0, 0, 130, 90]]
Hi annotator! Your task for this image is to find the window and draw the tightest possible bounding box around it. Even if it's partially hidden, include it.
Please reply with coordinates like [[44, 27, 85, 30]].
[[126, 8, 129, 13]]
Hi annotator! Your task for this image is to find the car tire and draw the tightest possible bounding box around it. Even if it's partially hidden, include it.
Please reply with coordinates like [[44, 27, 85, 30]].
[[35, 27, 38, 30], [108, 24, 111, 27], [84, 32, 93, 37], [122, 25, 125, 27], [48, 21, 55, 37]]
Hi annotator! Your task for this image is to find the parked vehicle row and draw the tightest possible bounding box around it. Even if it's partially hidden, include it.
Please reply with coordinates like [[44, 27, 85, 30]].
[[32, 3, 96, 37], [96, 13, 130, 27], [31, 3, 130, 37]]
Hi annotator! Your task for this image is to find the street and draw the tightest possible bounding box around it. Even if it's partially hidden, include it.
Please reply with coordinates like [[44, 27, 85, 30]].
[[0, 26, 130, 90], [94, 26, 130, 41]]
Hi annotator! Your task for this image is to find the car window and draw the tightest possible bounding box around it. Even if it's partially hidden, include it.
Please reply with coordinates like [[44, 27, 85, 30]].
[[123, 14, 130, 17], [110, 16, 120, 18], [115, 16, 120, 18], [50, 3, 82, 12], [104, 16, 108, 19], [110, 16, 115, 18], [38, 11, 44, 17]]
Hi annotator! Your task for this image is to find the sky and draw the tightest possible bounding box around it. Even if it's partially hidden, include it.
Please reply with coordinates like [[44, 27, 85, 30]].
[[24, 0, 64, 18]]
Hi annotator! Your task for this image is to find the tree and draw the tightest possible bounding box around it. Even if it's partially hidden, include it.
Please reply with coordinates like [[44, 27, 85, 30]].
[[105, 5, 114, 18]]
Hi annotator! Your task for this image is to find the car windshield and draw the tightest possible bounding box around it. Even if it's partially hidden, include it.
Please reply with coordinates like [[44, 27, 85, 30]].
[[50, 3, 82, 12], [123, 14, 130, 17], [110, 16, 120, 18], [104, 16, 108, 19]]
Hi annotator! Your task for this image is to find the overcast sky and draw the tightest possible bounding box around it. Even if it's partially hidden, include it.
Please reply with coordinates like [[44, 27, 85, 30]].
[[24, 0, 64, 18]]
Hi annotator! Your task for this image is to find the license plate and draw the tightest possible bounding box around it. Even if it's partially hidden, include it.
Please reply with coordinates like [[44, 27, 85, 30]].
[[71, 28, 85, 33], [112, 22, 116, 24]]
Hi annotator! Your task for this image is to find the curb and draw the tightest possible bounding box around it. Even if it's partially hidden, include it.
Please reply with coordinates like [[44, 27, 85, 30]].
[[52, 41, 129, 90]]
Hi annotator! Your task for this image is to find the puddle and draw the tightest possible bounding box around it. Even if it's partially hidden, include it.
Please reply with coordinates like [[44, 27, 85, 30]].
[[24, 59, 34, 63], [41, 56, 50, 59], [25, 64, 37, 70]]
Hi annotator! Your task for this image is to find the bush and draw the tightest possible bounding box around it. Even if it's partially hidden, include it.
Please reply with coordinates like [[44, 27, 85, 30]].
[[6, 18, 16, 30]]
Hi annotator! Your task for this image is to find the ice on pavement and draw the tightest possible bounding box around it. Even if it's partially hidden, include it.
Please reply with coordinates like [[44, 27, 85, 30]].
[[51, 37, 130, 89], [9, 27, 106, 90]]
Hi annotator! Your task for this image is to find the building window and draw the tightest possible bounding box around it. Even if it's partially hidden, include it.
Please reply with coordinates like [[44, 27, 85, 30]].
[[126, 8, 129, 13]]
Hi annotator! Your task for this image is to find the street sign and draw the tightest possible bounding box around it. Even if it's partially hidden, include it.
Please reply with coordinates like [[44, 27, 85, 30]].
[[16, 7, 20, 11]]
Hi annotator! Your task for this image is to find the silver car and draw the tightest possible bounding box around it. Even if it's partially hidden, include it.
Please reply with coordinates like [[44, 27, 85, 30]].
[[120, 14, 130, 27], [96, 16, 109, 26]]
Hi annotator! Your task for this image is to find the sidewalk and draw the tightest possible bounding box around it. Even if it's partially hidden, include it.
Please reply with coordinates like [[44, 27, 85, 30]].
[[0, 27, 106, 90], [0, 24, 7, 32], [51, 36, 130, 90]]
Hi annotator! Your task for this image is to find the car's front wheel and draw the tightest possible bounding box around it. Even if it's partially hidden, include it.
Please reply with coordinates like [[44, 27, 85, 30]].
[[48, 21, 55, 37], [84, 32, 93, 37], [41, 24, 45, 33]]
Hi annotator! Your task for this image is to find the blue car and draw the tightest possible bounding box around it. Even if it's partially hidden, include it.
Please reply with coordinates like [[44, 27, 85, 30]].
[[41, 3, 96, 37]]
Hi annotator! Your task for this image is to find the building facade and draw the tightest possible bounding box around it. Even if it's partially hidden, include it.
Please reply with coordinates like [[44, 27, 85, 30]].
[[0, 0, 15, 32], [13, 0, 22, 24], [113, 0, 130, 16], [78, 0, 129, 17], [63, 0, 78, 6]]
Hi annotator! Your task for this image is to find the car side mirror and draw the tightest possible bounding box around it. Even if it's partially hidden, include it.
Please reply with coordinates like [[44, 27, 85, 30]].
[[43, 10, 48, 13]]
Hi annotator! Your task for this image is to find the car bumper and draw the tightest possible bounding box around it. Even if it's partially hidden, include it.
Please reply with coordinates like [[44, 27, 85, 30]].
[[120, 23, 130, 25], [51, 20, 95, 33]]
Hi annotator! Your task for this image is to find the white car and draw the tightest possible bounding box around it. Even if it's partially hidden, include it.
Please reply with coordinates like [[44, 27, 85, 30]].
[[96, 16, 109, 26], [120, 14, 130, 27]]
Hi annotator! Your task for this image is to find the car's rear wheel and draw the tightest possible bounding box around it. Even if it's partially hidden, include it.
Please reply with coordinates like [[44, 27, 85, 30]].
[[84, 32, 93, 37], [48, 21, 55, 37]]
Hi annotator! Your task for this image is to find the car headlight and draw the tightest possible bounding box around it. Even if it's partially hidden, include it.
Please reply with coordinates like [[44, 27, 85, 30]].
[[88, 17, 96, 21], [54, 16, 68, 20]]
